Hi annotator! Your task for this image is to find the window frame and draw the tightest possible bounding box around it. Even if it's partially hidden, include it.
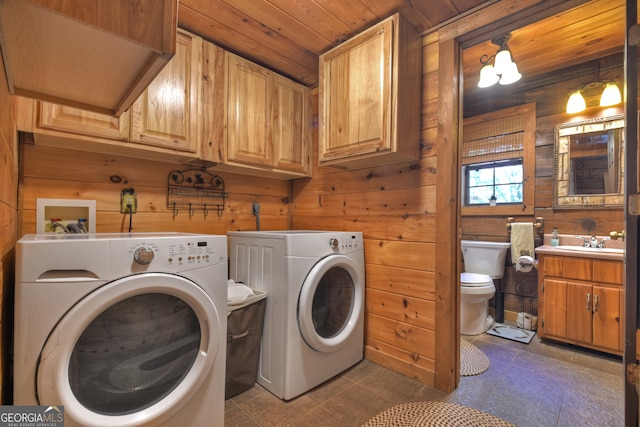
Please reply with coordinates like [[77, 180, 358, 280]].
[[461, 103, 536, 216], [463, 158, 524, 206]]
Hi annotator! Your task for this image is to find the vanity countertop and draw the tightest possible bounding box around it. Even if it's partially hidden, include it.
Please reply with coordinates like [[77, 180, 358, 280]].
[[535, 244, 624, 261]]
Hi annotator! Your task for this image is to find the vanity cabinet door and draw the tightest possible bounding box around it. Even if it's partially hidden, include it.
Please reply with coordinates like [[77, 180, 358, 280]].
[[565, 281, 593, 344], [541, 279, 567, 338], [539, 254, 624, 355], [592, 286, 622, 352]]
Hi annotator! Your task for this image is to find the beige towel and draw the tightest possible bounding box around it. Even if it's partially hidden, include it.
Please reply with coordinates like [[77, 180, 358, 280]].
[[510, 223, 534, 264]]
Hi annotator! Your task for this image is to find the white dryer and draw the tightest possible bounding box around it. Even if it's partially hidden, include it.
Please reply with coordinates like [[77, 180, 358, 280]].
[[228, 230, 365, 400], [14, 233, 227, 427]]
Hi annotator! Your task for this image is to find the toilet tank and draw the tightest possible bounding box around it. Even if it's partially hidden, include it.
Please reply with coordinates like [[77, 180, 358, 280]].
[[461, 240, 510, 279]]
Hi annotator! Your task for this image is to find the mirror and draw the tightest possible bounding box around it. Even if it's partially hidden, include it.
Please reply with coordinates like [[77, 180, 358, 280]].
[[554, 115, 624, 209]]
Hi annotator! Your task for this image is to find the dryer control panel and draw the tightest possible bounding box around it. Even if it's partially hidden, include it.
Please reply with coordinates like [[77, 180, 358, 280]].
[[330, 233, 363, 254]]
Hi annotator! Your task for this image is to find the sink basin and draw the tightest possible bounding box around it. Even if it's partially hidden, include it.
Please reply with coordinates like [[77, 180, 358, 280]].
[[554, 245, 624, 254]]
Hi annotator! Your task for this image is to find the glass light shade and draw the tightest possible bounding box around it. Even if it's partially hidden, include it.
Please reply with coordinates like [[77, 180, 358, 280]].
[[498, 61, 522, 85], [566, 91, 586, 114], [477, 63, 499, 88], [600, 83, 622, 107], [493, 49, 513, 75]]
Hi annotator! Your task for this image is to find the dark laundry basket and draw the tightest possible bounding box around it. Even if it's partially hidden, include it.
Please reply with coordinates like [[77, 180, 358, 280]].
[[225, 289, 266, 399]]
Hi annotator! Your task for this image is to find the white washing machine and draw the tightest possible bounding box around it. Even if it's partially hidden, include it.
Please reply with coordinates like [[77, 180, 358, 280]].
[[14, 233, 227, 427], [228, 230, 365, 400]]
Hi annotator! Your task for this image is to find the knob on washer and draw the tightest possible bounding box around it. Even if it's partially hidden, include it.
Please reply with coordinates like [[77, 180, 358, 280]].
[[134, 246, 155, 265], [329, 238, 339, 249]]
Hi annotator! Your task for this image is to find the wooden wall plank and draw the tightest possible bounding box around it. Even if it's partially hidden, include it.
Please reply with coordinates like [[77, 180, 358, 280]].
[[365, 340, 435, 385], [293, 158, 436, 196], [366, 288, 436, 330], [19, 143, 291, 237], [366, 313, 435, 358], [0, 53, 17, 404], [364, 240, 435, 272], [291, 187, 436, 217], [366, 264, 435, 300], [292, 214, 436, 242]]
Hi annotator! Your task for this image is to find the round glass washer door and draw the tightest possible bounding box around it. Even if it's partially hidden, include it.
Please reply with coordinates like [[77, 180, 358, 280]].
[[298, 254, 363, 353], [37, 273, 221, 427]]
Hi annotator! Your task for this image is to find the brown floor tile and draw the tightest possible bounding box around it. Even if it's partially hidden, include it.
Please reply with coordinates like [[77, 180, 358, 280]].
[[225, 332, 625, 427]]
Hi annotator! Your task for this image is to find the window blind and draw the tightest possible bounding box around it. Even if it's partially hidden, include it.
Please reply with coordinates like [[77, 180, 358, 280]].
[[462, 115, 524, 165]]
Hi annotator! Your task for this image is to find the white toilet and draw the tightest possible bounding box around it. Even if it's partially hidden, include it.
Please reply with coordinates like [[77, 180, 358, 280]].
[[460, 240, 510, 335]]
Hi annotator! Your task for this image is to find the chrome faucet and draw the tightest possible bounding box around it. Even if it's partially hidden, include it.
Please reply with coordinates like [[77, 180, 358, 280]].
[[582, 236, 605, 248]]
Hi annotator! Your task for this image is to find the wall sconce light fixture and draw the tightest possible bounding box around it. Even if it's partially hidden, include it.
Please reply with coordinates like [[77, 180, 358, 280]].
[[565, 82, 622, 114], [477, 33, 522, 88]]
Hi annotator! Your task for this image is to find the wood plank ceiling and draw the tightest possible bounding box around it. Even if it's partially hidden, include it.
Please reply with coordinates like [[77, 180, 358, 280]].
[[177, 0, 626, 91], [177, 0, 490, 87]]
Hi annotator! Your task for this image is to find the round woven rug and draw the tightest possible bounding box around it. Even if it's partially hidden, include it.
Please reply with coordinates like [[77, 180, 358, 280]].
[[460, 339, 490, 376], [362, 401, 515, 427]]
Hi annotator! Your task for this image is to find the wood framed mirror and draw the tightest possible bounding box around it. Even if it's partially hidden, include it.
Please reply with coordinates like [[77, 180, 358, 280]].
[[553, 115, 624, 209]]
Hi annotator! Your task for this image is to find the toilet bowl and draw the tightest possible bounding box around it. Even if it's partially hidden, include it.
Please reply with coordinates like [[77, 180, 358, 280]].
[[460, 240, 510, 336], [460, 272, 495, 335]]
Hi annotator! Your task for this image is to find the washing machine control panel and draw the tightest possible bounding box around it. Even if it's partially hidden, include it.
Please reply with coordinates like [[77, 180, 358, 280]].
[[133, 246, 155, 264], [330, 234, 363, 253], [118, 236, 225, 270]]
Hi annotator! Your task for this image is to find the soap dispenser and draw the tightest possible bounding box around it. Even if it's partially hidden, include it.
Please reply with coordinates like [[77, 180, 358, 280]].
[[551, 227, 559, 247]]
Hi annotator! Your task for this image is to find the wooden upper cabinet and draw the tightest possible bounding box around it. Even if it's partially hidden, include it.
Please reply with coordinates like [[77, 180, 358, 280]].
[[0, 0, 178, 116], [21, 29, 202, 162], [38, 103, 130, 141], [209, 51, 311, 179], [225, 54, 274, 167], [273, 75, 311, 175], [130, 30, 202, 154], [318, 13, 421, 170]]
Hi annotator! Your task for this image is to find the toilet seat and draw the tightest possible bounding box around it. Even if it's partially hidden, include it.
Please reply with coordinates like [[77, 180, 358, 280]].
[[461, 272, 493, 287]]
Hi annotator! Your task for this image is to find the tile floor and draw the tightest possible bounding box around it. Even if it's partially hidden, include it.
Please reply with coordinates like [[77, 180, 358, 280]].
[[224, 331, 624, 426]]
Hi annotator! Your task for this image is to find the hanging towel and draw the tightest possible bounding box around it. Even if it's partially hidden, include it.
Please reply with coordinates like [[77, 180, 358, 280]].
[[510, 223, 534, 264]]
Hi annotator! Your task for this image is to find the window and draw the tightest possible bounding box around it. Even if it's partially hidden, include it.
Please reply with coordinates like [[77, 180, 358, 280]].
[[464, 159, 523, 205], [461, 103, 535, 215]]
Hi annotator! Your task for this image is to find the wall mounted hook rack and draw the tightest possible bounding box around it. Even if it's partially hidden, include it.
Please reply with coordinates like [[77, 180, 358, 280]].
[[167, 168, 227, 217]]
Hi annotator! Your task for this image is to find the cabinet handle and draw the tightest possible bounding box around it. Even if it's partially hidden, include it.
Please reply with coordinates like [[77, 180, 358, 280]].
[[586, 293, 591, 311], [594, 294, 599, 313]]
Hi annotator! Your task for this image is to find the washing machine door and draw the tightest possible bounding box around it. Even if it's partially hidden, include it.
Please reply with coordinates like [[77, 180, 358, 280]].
[[37, 273, 222, 427], [298, 254, 363, 353]]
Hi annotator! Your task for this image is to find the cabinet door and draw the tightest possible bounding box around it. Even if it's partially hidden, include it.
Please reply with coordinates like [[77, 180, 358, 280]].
[[541, 279, 567, 338], [592, 286, 622, 352], [566, 282, 593, 344], [319, 18, 391, 162], [273, 76, 310, 174], [225, 53, 273, 167], [38, 102, 130, 140], [130, 30, 202, 153]]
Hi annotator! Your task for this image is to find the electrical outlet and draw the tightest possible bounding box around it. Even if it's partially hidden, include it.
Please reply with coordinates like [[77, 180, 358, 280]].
[[120, 189, 137, 213]]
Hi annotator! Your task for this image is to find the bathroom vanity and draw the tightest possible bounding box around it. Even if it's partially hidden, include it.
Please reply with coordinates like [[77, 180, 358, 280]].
[[536, 240, 624, 356]]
